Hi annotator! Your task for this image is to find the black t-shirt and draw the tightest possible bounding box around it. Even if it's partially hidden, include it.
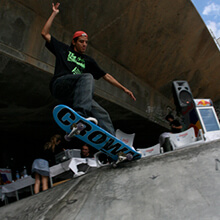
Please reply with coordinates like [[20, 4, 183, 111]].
[[34, 147, 56, 167], [170, 120, 182, 133], [45, 36, 106, 89]]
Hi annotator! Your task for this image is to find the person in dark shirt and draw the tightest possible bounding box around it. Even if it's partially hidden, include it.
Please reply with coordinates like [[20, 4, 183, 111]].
[[31, 134, 62, 194], [41, 2, 136, 135], [165, 114, 183, 133], [80, 144, 93, 158], [159, 114, 183, 152]]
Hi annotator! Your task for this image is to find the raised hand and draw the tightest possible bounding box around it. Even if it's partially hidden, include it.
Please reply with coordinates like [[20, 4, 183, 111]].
[[52, 2, 60, 14]]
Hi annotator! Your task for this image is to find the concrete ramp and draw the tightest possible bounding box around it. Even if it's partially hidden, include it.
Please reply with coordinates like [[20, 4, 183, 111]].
[[1, 140, 220, 220]]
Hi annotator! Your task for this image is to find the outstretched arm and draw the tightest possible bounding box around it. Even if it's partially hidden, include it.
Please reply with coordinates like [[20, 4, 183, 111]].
[[41, 2, 60, 42], [171, 123, 182, 131], [103, 73, 136, 101]]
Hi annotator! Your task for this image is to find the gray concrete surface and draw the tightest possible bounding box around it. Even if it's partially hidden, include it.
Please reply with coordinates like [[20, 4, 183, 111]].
[[1, 139, 220, 220]]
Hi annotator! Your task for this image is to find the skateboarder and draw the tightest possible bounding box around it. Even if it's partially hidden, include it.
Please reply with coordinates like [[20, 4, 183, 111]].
[[41, 2, 136, 135]]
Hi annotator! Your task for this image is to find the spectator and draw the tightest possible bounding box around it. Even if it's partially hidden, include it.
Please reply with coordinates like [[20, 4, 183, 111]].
[[80, 144, 93, 158], [31, 134, 62, 194], [165, 114, 183, 133]]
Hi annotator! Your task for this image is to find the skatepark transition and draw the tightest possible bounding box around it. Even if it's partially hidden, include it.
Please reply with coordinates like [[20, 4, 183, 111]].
[[1, 139, 220, 220]]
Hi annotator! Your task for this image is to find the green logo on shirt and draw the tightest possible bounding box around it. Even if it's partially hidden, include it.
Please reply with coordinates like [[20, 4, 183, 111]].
[[67, 51, 85, 75]]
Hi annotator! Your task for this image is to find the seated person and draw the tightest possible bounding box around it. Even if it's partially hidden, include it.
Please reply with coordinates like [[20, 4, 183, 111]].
[[76, 144, 95, 173], [81, 144, 94, 158]]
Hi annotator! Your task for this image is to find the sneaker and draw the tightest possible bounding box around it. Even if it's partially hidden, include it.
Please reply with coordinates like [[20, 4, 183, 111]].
[[86, 117, 98, 125]]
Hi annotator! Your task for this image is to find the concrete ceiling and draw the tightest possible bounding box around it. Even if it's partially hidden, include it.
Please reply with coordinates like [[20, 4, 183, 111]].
[[1, 0, 220, 170], [6, 0, 220, 100], [53, 0, 220, 100]]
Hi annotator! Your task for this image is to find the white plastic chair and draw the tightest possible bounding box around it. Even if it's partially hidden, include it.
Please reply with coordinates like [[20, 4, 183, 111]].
[[115, 129, 135, 149], [137, 144, 161, 157], [169, 127, 201, 150]]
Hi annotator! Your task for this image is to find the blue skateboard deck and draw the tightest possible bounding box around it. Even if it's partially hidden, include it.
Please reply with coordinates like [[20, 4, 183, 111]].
[[53, 104, 141, 161]]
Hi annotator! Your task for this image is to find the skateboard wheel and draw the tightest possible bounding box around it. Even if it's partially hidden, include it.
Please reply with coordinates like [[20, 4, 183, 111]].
[[64, 134, 72, 142], [77, 123, 86, 131], [76, 130, 81, 135], [126, 153, 133, 161], [112, 163, 117, 168]]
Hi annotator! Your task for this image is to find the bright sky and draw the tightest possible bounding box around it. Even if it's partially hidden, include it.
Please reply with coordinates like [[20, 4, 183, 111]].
[[192, 0, 220, 39]]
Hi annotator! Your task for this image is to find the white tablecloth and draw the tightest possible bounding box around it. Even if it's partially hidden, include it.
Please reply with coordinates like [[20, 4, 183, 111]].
[[1, 158, 98, 201], [1, 176, 35, 201], [49, 157, 98, 184]]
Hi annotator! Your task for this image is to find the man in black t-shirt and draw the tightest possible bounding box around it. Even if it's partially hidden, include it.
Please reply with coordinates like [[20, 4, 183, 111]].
[[165, 114, 183, 133], [159, 114, 183, 152], [41, 3, 136, 135]]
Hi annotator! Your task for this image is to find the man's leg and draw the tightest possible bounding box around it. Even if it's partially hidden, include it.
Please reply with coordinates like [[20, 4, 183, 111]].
[[91, 100, 115, 136], [52, 74, 115, 134], [159, 132, 172, 152], [51, 74, 94, 117], [71, 74, 94, 117]]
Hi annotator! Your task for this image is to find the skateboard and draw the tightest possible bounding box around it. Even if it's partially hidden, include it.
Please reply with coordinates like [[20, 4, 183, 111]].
[[53, 105, 142, 163]]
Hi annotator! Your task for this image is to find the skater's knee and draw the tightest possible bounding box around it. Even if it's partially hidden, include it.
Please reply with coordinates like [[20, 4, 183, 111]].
[[82, 73, 94, 82]]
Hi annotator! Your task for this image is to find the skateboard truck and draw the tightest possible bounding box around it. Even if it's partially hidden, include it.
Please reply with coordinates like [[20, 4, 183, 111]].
[[112, 152, 133, 168], [64, 117, 98, 141], [64, 122, 86, 141]]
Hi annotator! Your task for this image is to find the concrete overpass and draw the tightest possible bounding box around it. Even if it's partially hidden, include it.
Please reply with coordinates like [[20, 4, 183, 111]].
[[1, 0, 220, 169]]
